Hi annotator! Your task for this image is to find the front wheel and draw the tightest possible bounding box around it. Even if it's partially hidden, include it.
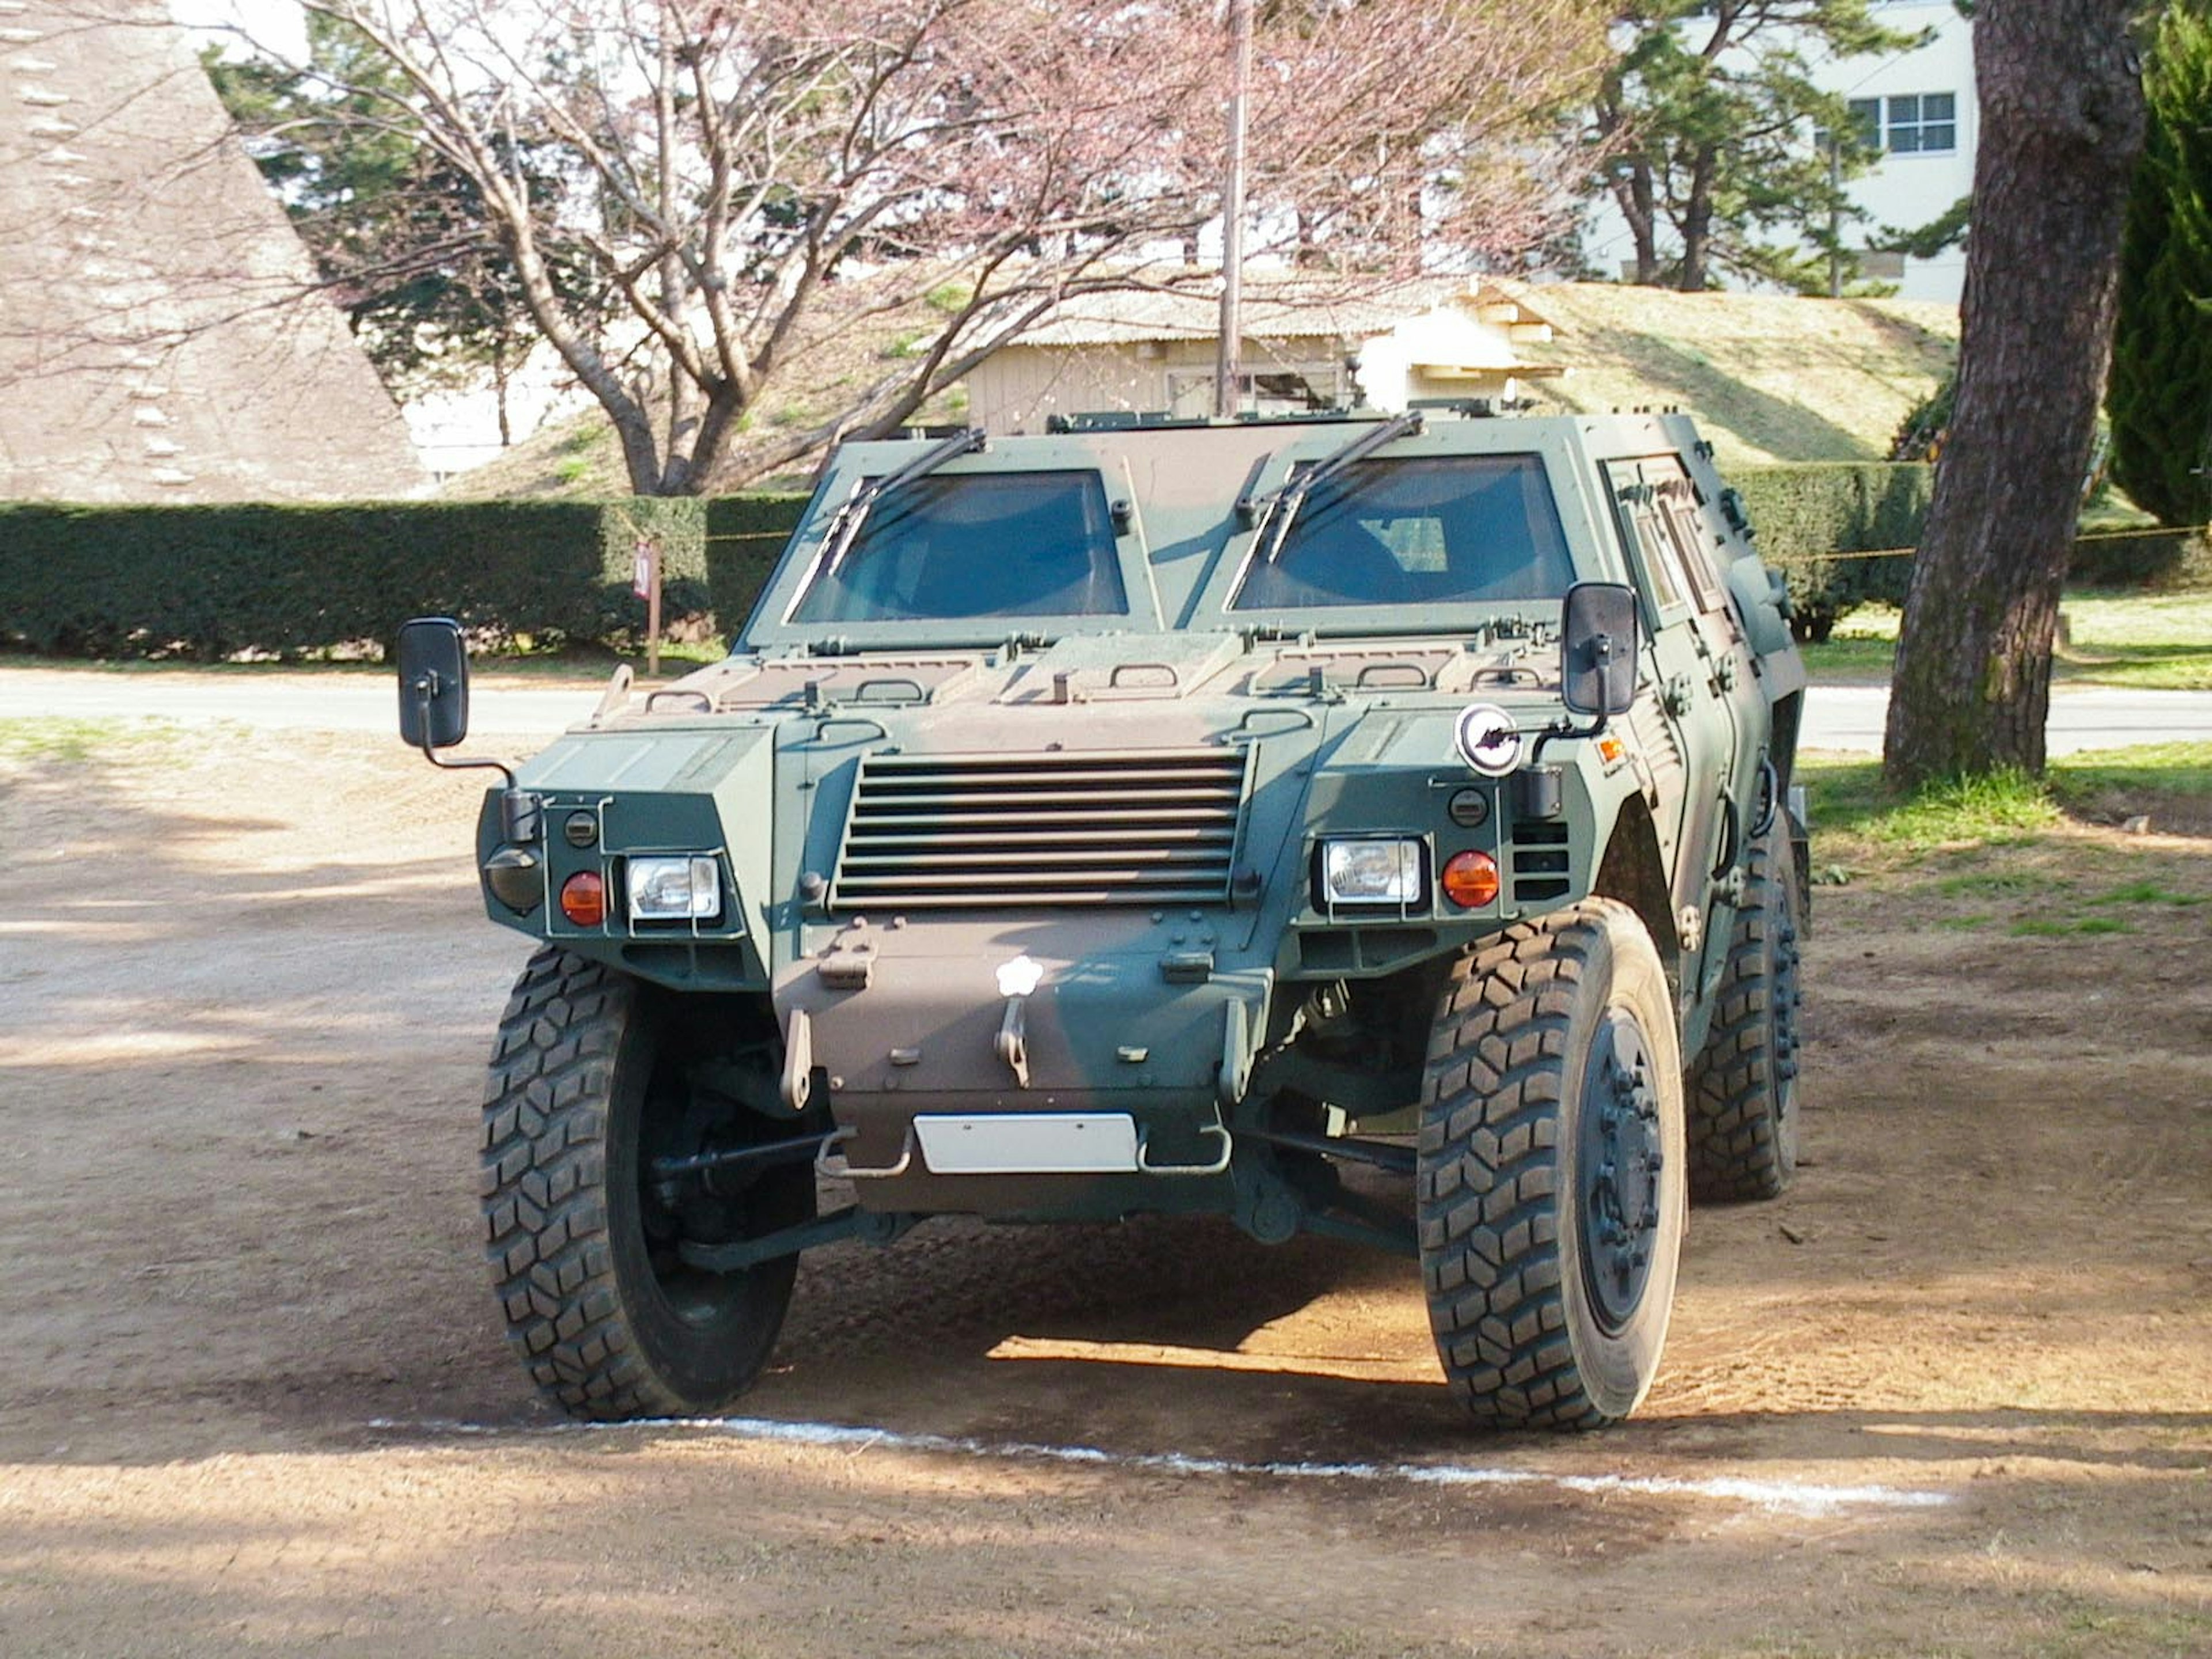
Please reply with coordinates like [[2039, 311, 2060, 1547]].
[[482, 947, 812, 1421], [1417, 900, 1687, 1429]]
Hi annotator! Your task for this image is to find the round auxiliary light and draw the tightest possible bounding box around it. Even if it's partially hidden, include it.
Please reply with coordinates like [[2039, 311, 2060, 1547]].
[[1453, 703, 1522, 777], [559, 870, 607, 927], [1440, 850, 1501, 910]]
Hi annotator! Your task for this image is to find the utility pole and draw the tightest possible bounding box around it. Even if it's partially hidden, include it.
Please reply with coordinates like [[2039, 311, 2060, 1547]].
[[1214, 0, 1254, 418]]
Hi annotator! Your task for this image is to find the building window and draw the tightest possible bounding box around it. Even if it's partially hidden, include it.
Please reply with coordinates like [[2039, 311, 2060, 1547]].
[[1846, 98, 1881, 150], [1887, 92, 1957, 152], [1849, 92, 1957, 156], [1166, 363, 1342, 419]]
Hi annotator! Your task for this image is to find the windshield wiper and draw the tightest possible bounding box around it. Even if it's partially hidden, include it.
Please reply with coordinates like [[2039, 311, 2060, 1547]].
[[822, 426, 987, 576], [1243, 410, 1425, 565]]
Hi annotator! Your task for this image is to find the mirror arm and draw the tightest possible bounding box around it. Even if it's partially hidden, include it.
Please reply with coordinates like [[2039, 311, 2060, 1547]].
[[411, 676, 514, 789], [1528, 709, 1607, 766]]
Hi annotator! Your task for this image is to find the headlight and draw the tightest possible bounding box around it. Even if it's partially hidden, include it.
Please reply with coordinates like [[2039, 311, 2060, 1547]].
[[1320, 838, 1425, 906], [627, 855, 722, 922]]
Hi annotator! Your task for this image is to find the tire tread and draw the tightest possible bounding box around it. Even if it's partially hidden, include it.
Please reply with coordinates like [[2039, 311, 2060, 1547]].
[[1416, 900, 1639, 1431], [482, 946, 676, 1421], [1685, 831, 1801, 1202]]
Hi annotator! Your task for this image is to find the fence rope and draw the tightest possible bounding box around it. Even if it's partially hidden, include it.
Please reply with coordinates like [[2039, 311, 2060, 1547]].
[[1784, 523, 2205, 566]]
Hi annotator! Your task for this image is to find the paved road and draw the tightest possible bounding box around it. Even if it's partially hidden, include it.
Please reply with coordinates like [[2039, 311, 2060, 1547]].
[[5, 667, 2212, 755], [1797, 683, 2212, 756]]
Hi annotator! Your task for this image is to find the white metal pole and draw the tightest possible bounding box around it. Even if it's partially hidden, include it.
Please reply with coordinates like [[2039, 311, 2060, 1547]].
[[1214, 0, 1254, 419]]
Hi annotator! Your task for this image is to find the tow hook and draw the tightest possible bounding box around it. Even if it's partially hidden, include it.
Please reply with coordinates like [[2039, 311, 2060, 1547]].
[[995, 997, 1031, 1089]]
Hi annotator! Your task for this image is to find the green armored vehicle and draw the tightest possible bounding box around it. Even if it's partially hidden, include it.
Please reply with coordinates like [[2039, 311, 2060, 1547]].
[[400, 404, 1809, 1429]]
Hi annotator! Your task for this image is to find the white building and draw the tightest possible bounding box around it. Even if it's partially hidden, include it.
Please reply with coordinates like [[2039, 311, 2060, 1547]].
[[963, 281, 1565, 434], [1582, 1, 1975, 305]]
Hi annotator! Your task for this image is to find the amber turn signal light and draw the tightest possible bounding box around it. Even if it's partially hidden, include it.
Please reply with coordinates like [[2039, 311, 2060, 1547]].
[[1440, 850, 1500, 909], [559, 871, 607, 927]]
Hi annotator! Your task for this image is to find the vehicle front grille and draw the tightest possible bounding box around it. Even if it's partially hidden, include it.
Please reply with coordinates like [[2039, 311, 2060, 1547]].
[[831, 746, 1251, 908]]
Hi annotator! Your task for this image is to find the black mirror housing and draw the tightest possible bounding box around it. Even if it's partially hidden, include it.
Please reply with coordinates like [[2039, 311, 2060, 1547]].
[[1560, 582, 1640, 718], [397, 616, 471, 750]]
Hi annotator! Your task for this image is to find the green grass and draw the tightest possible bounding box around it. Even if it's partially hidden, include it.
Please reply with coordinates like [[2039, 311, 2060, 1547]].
[[2055, 740, 2212, 799], [2010, 914, 2134, 937], [0, 717, 181, 763], [1800, 590, 2212, 689], [1934, 870, 2051, 896], [1801, 743, 2212, 959], [1801, 758, 2061, 857], [2087, 878, 2209, 907], [1801, 743, 2212, 872]]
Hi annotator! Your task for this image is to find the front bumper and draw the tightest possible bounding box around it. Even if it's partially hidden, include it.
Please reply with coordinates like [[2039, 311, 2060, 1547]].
[[773, 911, 1269, 1218]]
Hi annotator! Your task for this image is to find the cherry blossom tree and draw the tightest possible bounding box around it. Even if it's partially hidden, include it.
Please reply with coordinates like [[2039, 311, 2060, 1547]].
[[266, 0, 1605, 493]]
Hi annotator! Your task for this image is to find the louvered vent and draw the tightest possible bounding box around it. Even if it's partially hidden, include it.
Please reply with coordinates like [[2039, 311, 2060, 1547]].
[[1511, 820, 1572, 903], [1628, 693, 1683, 796], [832, 747, 1250, 908]]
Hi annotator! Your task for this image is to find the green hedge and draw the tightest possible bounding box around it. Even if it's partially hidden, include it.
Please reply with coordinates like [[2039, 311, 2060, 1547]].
[[1730, 464, 1933, 639], [0, 494, 809, 660], [1729, 465, 2194, 638], [706, 493, 812, 632], [2068, 525, 2197, 586], [20, 472, 2175, 662]]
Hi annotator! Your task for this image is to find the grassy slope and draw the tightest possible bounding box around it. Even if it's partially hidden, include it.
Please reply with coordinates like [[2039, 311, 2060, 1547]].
[[1514, 285, 1958, 468], [450, 283, 1961, 498]]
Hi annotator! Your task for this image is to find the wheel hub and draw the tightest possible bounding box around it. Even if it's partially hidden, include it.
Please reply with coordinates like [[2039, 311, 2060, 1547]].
[[1579, 1010, 1664, 1332]]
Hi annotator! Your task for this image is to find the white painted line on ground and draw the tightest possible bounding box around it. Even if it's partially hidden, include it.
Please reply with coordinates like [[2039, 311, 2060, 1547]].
[[365, 1414, 1950, 1518]]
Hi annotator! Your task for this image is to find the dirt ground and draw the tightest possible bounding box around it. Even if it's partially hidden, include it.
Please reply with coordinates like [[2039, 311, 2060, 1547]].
[[1, 722, 2208, 1658]]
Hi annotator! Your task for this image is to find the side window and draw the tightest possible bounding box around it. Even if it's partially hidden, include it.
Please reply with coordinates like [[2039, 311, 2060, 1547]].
[[1654, 469, 1729, 619], [1601, 460, 1688, 615]]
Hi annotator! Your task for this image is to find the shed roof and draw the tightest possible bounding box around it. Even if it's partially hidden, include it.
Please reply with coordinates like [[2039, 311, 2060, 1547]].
[[1012, 277, 1474, 348]]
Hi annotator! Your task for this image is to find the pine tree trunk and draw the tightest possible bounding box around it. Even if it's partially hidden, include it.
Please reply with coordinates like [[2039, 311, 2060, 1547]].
[[1612, 162, 1660, 285], [1883, 0, 2145, 787], [1677, 151, 1715, 290]]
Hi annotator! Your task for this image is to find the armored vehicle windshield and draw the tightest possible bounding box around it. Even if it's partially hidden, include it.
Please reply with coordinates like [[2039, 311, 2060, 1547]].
[[794, 470, 1130, 624], [1232, 453, 1576, 611]]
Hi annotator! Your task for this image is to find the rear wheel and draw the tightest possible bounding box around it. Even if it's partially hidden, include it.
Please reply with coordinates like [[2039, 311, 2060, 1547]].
[[482, 947, 812, 1420], [1686, 824, 1803, 1202], [1417, 900, 1686, 1429]]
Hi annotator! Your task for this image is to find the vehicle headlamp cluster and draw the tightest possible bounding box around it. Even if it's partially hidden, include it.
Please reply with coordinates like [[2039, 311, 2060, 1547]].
[[627, 855, 724, 923], [1320, 838, 1426, 906], [1316, 835, 1498, 913]]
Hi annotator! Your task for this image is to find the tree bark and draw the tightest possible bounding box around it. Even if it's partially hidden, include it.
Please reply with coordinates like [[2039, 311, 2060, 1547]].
[[1611, 159, 1660, 285], [1883, 0, 2145, 787], [1677, 150, 1715, 290]]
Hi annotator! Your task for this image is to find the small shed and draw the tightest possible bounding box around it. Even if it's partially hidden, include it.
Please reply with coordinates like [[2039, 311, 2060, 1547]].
[[964, 279, 1565, 433]]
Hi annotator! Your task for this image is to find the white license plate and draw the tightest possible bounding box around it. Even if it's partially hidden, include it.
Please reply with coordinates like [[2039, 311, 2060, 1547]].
[[912, 1112, 1139, 1175]]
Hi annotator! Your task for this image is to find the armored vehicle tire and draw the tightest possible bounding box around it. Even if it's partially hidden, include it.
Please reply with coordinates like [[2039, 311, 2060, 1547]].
[[483, 946, 810, 1421], [1416, 900, 1687, 1429], [1685, 824, 1803, 1203]]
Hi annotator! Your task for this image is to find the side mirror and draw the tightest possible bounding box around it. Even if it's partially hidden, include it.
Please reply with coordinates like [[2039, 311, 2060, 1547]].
[[1560, 582, 1640, 718], [397, 616, 470, 751]]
